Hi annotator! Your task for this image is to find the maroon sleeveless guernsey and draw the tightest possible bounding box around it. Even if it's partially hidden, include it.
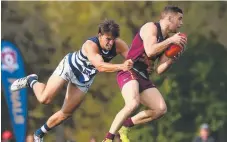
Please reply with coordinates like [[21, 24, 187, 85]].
[[127, 33, 144, 61], [127, 22, 165, 79]]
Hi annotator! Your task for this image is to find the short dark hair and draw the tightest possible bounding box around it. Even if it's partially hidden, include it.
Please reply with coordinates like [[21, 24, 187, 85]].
[[163, 5, 183, 14], [98, 19, 120, 38]]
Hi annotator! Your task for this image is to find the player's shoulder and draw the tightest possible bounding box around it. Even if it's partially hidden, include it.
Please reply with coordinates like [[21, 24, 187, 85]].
[[140, 22, 157, 38], [115, 38, 128, 48], [85, 39, 98, 47], [115, 38, 126, 46], [142, 22, 157, 30], [83, 39, 99, 52], [114, 38, 129, 52]]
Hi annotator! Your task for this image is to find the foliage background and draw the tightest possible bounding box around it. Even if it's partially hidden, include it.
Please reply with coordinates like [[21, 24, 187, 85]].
[[1, 1, 227, 142]]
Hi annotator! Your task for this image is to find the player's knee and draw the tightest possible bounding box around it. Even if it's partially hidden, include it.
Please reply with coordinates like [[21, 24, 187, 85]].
[[38, 91, 56, 104], [156, 105, 167, 117], [39, 99, 49, 104], [124, 100, 140, 113], [39, 97, 52, 104]]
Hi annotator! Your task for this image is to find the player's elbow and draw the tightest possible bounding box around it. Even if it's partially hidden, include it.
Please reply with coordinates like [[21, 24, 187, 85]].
[[96, 66, 105, 72], [156, 62, 172, 75], [39, 97, 52, 105], [156, 67, 164, 75], [94, 63, 105, 72], [156, 70, 165, 75], [146, 49, 157, 58]]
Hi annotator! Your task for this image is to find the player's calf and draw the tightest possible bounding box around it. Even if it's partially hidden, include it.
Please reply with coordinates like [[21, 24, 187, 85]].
[[34, 110, 72, 139]]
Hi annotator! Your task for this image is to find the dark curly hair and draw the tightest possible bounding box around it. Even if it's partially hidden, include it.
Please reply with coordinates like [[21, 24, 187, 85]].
[[98, 19, 120, 38]]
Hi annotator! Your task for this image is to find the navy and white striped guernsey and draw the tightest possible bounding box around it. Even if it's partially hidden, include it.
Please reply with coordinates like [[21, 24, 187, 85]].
[[68, 36, 117, 83]]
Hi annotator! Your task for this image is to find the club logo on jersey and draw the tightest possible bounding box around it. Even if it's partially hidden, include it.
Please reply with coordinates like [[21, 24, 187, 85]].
[[102, 50, 109, 55], [1, 47, 19, 73]]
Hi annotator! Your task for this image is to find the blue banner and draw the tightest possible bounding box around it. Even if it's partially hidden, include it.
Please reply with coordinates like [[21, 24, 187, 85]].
[[1, 40, 28, 142]]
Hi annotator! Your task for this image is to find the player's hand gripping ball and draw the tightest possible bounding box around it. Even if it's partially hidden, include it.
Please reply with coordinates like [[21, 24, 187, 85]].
[[165, 33, 187, 58]]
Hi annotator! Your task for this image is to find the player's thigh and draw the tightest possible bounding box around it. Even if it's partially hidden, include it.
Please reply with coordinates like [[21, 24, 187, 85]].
[[61, 82, 86, 114], [140, 87, 166, 110], [121, 80, 140, 105], [43, 54, 68, 99], [42, 74, 67, 99]]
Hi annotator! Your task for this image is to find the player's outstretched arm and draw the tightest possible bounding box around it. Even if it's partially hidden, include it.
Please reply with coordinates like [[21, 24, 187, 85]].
[[84, 41, 133, 72]]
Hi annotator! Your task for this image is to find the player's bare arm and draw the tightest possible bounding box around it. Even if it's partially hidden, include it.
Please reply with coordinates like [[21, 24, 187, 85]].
[[84, 40, 132, 72], [115, 38, 130, 59], [156, 53, 174, 74], [140, 22, 172, 57], [140, 23, 187, 57]]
